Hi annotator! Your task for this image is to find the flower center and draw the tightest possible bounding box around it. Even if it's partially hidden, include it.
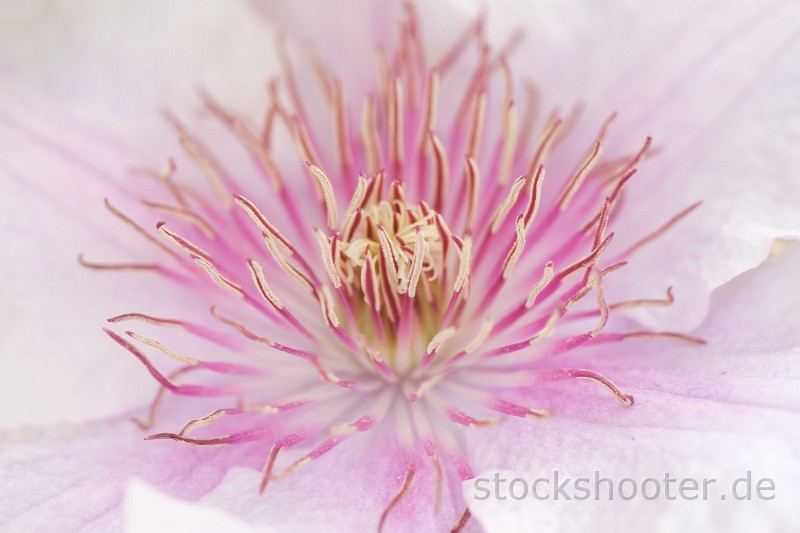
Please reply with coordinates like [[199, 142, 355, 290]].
[[334, 184, 458, 374]]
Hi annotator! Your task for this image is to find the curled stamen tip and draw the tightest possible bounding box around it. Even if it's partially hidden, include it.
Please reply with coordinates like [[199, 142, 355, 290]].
[[621, 394, 635, 407]]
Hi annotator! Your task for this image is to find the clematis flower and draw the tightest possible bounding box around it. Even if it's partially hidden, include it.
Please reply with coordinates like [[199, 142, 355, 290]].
[[1, 1, 799, 532]]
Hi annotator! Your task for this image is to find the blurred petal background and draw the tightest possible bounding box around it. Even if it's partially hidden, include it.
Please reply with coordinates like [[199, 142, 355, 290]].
[[1, 0, 799, 532]]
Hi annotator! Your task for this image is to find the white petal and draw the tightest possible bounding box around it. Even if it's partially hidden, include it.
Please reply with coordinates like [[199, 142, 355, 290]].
[[466, 425, 799, 533], [125, 479, 269, 533], [0, 0, 282, 426], [442, 0, 800, 328]]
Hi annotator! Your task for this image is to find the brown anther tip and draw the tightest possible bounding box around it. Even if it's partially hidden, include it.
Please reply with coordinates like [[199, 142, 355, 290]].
[[155, 221, 166, 229], [623, 395, 635, 407], [144, 433, 173, 441]]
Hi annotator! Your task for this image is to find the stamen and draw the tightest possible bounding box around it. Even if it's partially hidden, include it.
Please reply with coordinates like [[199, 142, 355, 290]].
[[343, 175, 368, 227], [551, 369, 634, 407], [591, 270, 610, 337], [315, 230, 342, 289], [452, 236, 472, 294], [521, 165, 546, 233], [234, 194, 292, 251], [178, 401, 310, 438], [291, 116, 323, 172], [436, 12, 483, 72], [210, 306, 314, 357], [192, 255, 245, 298], [332, 80, 354, 172], [446, 407, 501, 428], [619, 201, 702, 258], [163, 112, 232, 209], [108, 312, 237, 348], [307, 164, 339, 230], [498, 102, 518, 186], [525, 261, 555, 308], [501, 215, 526, 279], [125, 331, 199, 366], [132, 366, 199, 429], [525, 116, 561, 178], [378, 458, 416, 533], [407, 228, 426, 298], [143, 201, 216, 239], [490, 175, 526, 233], [104, 198, 179, 259], [451, 508, 472, 533], [259, 443, 283, 494], [157, 221, 212, 261], [424, 327, 457, 358], [447, 317, 494, 365], [361, 96, 383, 174], [595, 330, 706, 345], [416, 69, 439, 152], [201, 91, 285, 191], [610, 287, 674, 310], [318, 286, 341, 328], [276, 413, 379, 480], [389, 77, 405, 170], [558, 232, 614, 281], [246, 259, 284, 309], [466, 92, 486, 159], [304, 42, 334, 104], [104, 328, 231, 396], [557, 141, 602, 211], [463, 157, 480, 232], [429, 131, 449, 212], [485, 396, 548, 419], [78, 255, 160, 271], [517, 81, 541, 160], [610, 136, 652, 185], [263, 235, 315, 294]]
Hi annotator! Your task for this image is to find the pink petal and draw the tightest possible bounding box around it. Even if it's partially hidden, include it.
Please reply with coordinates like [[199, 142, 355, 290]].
[[0, 419, 467, 532], [183, 433, 469, 532], [464, 244, 800, 531], [0, 419, 252, 531]]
